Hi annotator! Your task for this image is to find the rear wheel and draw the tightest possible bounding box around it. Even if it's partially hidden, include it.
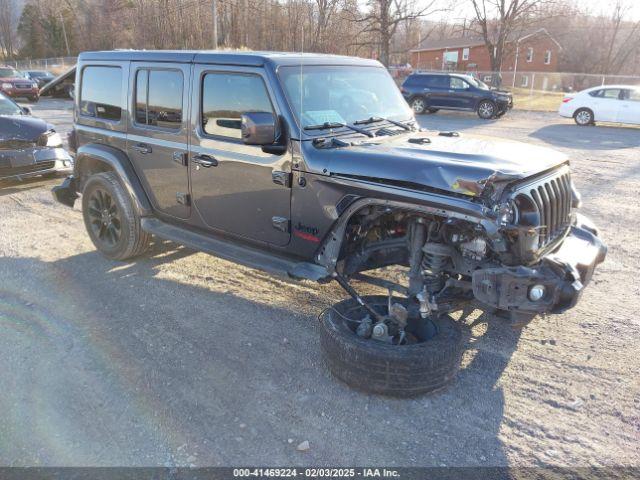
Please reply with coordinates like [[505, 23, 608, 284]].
[[477, 100, 496, 119], [81, 172, 151, 260], [28, 95, 39, 103], [319, 296, 464, 397], [574, 108, 594, 126], [410, 97, 427, 115]]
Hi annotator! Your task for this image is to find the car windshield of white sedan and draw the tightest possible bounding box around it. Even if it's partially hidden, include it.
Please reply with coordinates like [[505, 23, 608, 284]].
[[0, 94, 22, 115], [279, 65, 412, 130]]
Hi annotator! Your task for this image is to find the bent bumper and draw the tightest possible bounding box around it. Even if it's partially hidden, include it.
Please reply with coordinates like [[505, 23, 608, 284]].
[[0, 148, 73, 181], [51, 175, 79, 207], [472, 214, 607, 314]]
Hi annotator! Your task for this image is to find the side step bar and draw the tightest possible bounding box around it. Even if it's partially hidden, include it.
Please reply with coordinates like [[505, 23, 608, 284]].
[[140, 218, 330, 282]]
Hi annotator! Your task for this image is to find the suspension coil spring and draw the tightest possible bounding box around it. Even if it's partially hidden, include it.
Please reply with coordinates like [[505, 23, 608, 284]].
[[422, 243, 451, 294]]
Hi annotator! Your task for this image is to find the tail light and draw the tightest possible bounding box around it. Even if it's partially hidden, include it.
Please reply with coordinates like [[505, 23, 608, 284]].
[[562, 97, 573, 103]]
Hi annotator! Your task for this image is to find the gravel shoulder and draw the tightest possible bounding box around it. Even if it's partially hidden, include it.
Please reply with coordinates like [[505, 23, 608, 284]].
[[0, 102, 638, 467]]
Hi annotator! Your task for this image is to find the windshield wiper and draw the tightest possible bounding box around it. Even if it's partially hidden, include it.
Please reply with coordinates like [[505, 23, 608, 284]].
[[303, 121, 374, 138], [353, 116, 413, 131]]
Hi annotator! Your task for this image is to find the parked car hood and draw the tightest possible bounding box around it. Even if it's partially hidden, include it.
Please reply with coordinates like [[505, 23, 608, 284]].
[[315, 132, 568, 198], [0, 115, 50, 142]]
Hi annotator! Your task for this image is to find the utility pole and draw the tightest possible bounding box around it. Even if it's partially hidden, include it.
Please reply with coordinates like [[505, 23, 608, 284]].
[[59, 11, 70, 56], [212, 0, 218, 49]]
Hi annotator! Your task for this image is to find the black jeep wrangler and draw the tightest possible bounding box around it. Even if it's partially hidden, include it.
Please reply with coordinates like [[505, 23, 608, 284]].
[[53, 51, 606, 396]]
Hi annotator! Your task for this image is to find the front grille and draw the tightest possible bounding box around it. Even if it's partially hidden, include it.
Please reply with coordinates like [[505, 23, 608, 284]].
[[527, 172, 572, 248], [0, 161, 55, 177], [511, 168, 572, 250]]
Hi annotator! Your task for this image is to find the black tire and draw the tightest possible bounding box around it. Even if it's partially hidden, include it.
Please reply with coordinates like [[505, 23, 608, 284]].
[[477, 100, 496, 119], [319, 296, 464, 397], [28, 96, 39, 103], [410, 97, 427, 115], [427, 108, 439, 114], [81, 172, 151, 260], [574, 108, 594, 126]]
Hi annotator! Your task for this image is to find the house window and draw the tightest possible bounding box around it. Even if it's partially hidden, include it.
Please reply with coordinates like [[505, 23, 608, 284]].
[[521, 75, 529, 88], [526, 47, 534, 62], [462, 48, 470, 61], [544, 50, 552, 65]]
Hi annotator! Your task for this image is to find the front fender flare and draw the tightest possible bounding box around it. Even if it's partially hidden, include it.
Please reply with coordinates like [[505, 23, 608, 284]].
[[75, 143, 152, 216]]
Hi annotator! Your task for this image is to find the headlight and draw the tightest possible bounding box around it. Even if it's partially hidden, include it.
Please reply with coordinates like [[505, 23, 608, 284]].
[[1, 82, 12, 89], [37, 130, 62, 147], [46, 132, 63, 147], [496, 201, 517, 225]]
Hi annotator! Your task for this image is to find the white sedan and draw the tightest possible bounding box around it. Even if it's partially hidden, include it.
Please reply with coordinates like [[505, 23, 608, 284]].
[[559, 85, 640, 126]]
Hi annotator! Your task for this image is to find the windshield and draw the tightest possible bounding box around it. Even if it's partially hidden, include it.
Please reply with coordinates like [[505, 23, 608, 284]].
[[0, 93, 22, 115], [278, 65, 412, 131], [0, 67, 21, 78], [465, 76, 489, 90]]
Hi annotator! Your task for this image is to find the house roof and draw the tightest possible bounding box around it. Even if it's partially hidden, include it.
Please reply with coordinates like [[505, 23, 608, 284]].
[[411, 28, 561, 53]]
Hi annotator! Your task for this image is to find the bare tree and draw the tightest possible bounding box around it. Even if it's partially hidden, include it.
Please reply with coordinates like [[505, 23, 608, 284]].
[[0, 0, 18, 59], [353, 0, 442, 66], [469, 0, 557, 72]]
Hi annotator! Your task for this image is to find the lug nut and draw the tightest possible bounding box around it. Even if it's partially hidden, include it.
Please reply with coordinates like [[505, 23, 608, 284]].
[[529, 284, 546, 301]]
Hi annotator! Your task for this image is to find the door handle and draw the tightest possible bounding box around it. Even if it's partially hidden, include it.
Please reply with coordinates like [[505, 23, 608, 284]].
[[132, 143, 152, 154], [192, 154, 218, 168]]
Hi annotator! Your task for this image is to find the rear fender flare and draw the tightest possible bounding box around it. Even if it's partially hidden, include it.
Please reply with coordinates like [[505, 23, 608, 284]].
[[75, 143, 152, 216]]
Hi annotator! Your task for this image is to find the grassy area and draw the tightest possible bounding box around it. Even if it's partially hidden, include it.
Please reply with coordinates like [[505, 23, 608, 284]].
[[510, 87, 565, 112]]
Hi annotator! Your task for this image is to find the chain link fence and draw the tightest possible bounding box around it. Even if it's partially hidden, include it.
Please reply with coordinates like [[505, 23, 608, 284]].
[[390, 68, 640, 112], [6, 57, 77, 75]]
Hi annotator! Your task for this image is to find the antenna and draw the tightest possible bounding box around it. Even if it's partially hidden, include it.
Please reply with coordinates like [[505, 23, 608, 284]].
[[299, 25, 304, 143]]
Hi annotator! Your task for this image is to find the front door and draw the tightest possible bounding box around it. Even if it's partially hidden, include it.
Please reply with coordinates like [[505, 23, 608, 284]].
[[189, 66, 291, 246], [127, 63, 191, 219], [619, 88, 640, 125]]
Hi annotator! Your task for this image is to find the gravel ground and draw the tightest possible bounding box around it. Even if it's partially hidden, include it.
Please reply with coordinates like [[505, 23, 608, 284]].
[[0, 100, 638, 468]]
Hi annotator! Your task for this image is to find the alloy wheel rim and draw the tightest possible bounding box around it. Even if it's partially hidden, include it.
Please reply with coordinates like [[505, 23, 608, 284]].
[[576, 111, 591, 124], [412, 100, 424, 112], [88, 188, 121, 247], [479, 102, 494, 117]]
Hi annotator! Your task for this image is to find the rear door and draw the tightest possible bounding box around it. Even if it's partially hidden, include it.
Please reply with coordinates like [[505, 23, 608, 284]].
[[618, 88, 640, 125], [127, 63, 191, 219], [589, 88, 622, 122], [189, 65, 291, 246], [425, 75, 451, 107]]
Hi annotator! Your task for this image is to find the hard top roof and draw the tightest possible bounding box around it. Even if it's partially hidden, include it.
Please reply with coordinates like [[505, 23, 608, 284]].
[[78, 50, 382, 68]]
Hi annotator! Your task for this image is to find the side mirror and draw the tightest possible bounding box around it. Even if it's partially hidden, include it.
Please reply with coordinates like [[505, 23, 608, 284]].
[[241, 112, 276, 145], [22, 106, 32, 116]]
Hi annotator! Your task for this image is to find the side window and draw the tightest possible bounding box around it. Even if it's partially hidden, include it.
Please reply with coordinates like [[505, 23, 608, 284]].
[[629, 88, 640, 101], [589, 89, 603, 98], [544, 50, 552, 65], [80, 66, 122, 121], [450, 77, 469, 89], [202, 72, 274, 139], [462, 48, 470, 61], [135, 69, 183, 130], [601, 89, 622, 100]]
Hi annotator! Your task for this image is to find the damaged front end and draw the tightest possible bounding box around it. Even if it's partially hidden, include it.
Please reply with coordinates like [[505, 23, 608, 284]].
[[315, 160, 606, 338]]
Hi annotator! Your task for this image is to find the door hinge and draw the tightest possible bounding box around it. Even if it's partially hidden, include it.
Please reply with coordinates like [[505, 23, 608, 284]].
[[176, 192, 190, 206], [173, 151, 188, 166], [272, 216, 290, 233], [272, 171, 292, 188]]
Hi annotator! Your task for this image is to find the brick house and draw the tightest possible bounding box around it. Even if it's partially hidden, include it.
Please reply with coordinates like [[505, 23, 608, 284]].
[[409, 28, 562, 88]]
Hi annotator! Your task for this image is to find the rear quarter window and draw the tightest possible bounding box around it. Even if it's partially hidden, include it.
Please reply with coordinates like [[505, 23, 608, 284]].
[[80, 66, 123, 121]]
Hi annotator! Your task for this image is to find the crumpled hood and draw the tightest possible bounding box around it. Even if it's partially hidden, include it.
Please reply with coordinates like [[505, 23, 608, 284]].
[[0, 115, 51, 143], [315, 132, 568, 197]]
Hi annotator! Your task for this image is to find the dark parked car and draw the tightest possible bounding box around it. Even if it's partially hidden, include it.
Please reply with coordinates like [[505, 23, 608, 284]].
[[0, 92, 72, 181], [0, 65, 40, 103], [24, 70, 56, 89], [53, 51, 605, 396], [401, 72, 513, 119]]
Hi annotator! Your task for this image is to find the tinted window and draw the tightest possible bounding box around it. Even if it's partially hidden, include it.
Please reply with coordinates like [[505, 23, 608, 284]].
[[403, 75, 423, 87], [450, 77, 469, 89], [80, 66, 122, 121], [590, 88, 622, 99], [426, 75, 448, 88], [202, 73, 273, 139], [135, 69, 183, 129]]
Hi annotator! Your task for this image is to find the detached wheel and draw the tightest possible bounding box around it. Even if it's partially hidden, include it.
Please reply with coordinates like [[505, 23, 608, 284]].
[[477, 100, 496, 119], [410, 97, 427, 115], [82, 172, 151, 260], [574, 108, 594, 126], [319, 296, 464, 397]]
